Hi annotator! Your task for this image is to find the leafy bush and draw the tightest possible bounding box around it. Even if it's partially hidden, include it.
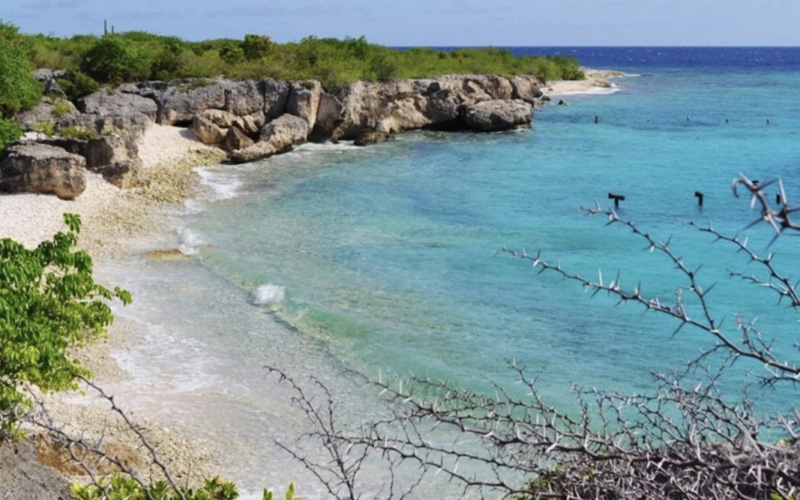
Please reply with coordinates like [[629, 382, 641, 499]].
[[57, 70, 100, 101], [52, 98, 76, 118], [0, 36, 42, 117], [69, 475, 300, 500], [0, 214, 131, 435], [0, 117, 23, 152], [81, 35, 149, 85]]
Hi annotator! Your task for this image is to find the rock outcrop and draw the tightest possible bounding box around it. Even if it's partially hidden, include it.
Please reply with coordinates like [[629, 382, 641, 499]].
[[464, 100, 533, 132], [0, 143, 87, 199], [7, 71, 546, 197], [231, 114, 309, 163]]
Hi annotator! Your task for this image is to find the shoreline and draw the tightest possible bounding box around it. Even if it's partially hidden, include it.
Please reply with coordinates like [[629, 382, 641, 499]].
[[0, 71, 622, 494], [1, 123, 228, 489]]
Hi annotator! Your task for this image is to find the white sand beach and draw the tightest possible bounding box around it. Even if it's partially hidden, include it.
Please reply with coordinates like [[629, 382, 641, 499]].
[[0, 124, 228, 487], [546, 68, 626, 96]]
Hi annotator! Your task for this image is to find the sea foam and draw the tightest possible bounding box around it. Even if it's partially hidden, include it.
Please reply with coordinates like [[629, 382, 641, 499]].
[[252, 284, 285, 308], [177, 228, 204, 255], [195, 166, 243, 200]]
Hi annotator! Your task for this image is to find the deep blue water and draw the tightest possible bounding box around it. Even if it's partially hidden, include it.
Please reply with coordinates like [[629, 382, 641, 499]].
[[103, 47, 800, 496]]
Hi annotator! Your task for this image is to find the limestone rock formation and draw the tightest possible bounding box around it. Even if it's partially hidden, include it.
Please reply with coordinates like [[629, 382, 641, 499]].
[[464, 100, 533, 132], [159, 79, 264, 125], [287, 80, 322, 130], [43, 136, 144, 188], [261, 79, 291, 120], [191, 115, 227, 145], [0, 143, 87, 199], [231, 114, 309, 163], [15, 98, 79, 131], [77, 90, 159, 121]]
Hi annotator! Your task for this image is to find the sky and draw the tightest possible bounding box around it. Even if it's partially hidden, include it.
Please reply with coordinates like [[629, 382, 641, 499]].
[[2, 0, 800, 47]]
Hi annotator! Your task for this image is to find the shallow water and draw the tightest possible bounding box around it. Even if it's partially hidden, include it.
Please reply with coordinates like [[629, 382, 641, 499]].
[[97, 48, 800, 497]]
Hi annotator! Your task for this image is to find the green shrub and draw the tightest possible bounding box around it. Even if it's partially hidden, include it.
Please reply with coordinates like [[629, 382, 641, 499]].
[[0, 117, 23, 152], [52, 98, 76, 118], [0, 42, 42, 117], [32, 120, 56, 137], [0, 214, 131, 435], [69, 475, 299, 500], [59, 126, 98, 140], [57, 70, 100, 101], [82, 35, 149, 85]]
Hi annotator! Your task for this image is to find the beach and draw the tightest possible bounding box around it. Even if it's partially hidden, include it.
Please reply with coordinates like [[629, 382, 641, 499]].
[[0, 70, 620, 492]]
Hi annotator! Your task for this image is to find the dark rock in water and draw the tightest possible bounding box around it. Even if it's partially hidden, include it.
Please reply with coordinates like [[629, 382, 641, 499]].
[[558, 99, 569, 106], [0, 143, 87, 199], [464, 100, 533, 132], [353, 130, 394, 146]]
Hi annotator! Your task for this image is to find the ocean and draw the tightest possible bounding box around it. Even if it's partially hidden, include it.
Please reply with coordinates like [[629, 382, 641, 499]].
[[96, 47, 800, 498]]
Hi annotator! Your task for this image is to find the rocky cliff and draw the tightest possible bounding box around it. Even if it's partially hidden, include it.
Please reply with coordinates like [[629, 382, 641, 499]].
[[3, 74, 545, 197]]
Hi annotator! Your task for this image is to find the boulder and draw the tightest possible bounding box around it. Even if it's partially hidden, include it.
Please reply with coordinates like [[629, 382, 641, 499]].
[[233, 113, 264, 136], [224, 124, 254, 152], [15, 98, 77, 131], [78, 90, 158, 121], [286, 80, 322, 130], [261, 79, 291, 120], [200, 109, 238, 128], [463, 100, 532, 132], [231, 114, 308, 163], [0, 143, 87, 199], [190, 115, 227, 145], [40, 136, 143, 188], [511, 76, 544, 104]]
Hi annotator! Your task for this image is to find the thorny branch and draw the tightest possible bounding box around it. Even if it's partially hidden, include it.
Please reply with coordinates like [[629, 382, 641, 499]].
[[271, 174, 800, 500], [15, 377, 185, 500]]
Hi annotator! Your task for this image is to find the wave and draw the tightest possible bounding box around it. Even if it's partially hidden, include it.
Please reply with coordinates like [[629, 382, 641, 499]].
[[251, 284, 285, 308], [195, 166, 244, 201], [177, 227, 204, 255]]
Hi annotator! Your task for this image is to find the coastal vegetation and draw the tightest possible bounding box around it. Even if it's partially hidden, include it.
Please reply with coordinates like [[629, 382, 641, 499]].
[[0, 214, 130, 435], [1, 21, 582, 103]]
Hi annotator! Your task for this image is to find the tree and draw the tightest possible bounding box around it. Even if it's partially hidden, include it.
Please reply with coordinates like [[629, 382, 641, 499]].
[[81, 35, 148, 85], [0, 213, 131, 435], [0, 22, 42, 118], [271, 174, 800, 500]]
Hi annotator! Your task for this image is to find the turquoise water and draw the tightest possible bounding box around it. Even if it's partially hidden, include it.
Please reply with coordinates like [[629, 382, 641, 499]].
[[101, 48, 800, 496]]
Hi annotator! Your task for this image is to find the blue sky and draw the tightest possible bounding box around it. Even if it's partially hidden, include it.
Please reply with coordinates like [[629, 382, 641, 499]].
[[2, 0, 799, 46]]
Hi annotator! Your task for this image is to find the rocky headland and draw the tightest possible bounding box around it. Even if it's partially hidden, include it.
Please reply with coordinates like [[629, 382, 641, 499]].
[[1, 72, 550, 201]]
